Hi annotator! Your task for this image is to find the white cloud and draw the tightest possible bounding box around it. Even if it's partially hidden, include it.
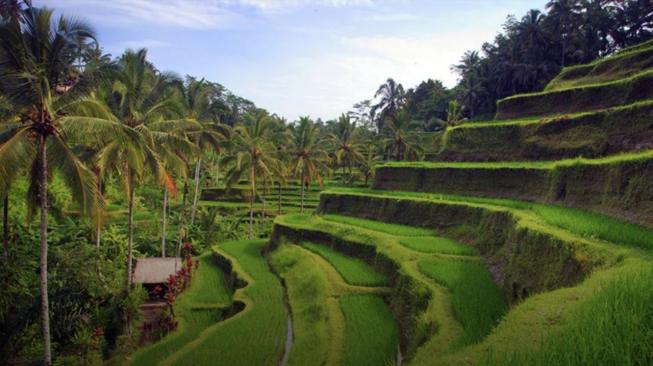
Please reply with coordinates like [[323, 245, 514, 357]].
[[43, 0, 247, 29], [231, 0, 374, 11]]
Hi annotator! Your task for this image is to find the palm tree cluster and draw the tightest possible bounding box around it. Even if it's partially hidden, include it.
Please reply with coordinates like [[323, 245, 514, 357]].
[[0, 5, 426, 363], [0, 4, 249, 364], [452, 0, 653, 117]]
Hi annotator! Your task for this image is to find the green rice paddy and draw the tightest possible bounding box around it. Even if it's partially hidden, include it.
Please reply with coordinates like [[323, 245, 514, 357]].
[[301, 242, 389, 287], [418, 258, 507, 345], [165, 240, 287, 366], [340, 294, 399, 366]]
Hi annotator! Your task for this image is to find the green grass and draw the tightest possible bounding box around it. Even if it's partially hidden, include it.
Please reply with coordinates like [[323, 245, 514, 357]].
[[301, 242, 388, 287], [379, 149, 653, 170], [399, 237, 477, 255], [270, 244, 331, 366], [326, 188, 653, 251], [487, 267, 653, 365], [340, 294, 399, 366], [418, 258, 507, 345], [322, 214, 433, 236], [167, 240, 287, 366], [129, 254, 233, 365]]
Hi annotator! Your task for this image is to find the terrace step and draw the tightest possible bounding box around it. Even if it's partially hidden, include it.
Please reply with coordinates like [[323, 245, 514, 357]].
[[434, 101, 653, 162], [495, 70, 653, 119], [159, 240, 287, 366], [270, 213, 520, 362], [269, 242, 398, 365], [299, 189, 653, 364], [374, 151, 653, 227], [545, 39, 653, 92]]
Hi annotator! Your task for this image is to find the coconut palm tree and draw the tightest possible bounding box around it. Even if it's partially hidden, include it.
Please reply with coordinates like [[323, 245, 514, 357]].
[[382, 110, 424, 161], [0, 6, 121, 364], [359, 143, 381, 186], [431, 100, 468, 129], [290, 117, 329, 213], [224, 110, 284, 237], [371, 78, 405, 132], [330, 114, 363, 185], [180, 78, 230, 226], [546, 0, 582, 66], [97, 49, 195, 286]]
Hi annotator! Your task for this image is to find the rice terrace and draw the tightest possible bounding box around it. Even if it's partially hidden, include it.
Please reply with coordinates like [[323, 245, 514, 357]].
[[1, 1, 653, 365]]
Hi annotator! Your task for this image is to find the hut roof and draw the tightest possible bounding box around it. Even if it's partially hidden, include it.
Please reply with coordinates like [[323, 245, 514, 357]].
[[133, 257, 182, 284]]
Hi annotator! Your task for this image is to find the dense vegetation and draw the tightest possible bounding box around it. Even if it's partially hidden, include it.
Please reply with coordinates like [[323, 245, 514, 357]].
[[1, 0, 652, 365]]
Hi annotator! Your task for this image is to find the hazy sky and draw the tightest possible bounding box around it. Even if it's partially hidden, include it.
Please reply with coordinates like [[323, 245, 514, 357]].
[[38, 0, 543, 121]]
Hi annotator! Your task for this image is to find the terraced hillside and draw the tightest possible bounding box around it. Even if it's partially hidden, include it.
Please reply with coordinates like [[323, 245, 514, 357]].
[[264, 40, 653, 365], [133, 41, 653, 365]]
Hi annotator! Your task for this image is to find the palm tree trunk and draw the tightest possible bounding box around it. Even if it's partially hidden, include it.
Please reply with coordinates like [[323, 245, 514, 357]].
[[300, 169, 305, 214], [161, 188, 167, 257], [190, 158, 202, 225], [95, 179, 102, 250], [127, 185, 135, 288], [278, 182, 281, 215], [38, 136, 52, 366], [3, 193, 8, 261], [249, 167, 255, 239]]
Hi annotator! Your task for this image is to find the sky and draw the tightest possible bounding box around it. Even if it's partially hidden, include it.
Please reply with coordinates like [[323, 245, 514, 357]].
[[37, 0, 543, 121]]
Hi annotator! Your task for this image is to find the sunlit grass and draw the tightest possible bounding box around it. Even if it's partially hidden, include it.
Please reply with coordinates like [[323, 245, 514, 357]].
[[322, 214, 433, 236], [399, 237, 477, 255], [169, 240, 287, 366], [486, 268, 653, 365], [301, 242, 388, 287]]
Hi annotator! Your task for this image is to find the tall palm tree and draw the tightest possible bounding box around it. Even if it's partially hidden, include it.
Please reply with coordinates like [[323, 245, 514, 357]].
[[428, 100, 468, 130], [452, 51, 484, 117], [382, 110, 424, 161], [98, 49, 194, 286], [371, 78, 405, 132], [546, 0, 582, 66], [224, 110, 283, 237], [290, 117, 329, 213], [330, 114, 363, 184], [0, 7, 118, 364]]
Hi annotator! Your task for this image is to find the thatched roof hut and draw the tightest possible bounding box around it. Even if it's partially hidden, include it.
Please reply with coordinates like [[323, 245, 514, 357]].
[[133, 257, 182, 284]]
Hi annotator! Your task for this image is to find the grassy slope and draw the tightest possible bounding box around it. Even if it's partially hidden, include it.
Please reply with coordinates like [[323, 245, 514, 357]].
[[312, 189, 653, 364], [325, 188, 653, 251], [485, 267, 653, 366], [545, 40, 653, 91], [129, 254, 232, 366], [164, 240, 287, 366]]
